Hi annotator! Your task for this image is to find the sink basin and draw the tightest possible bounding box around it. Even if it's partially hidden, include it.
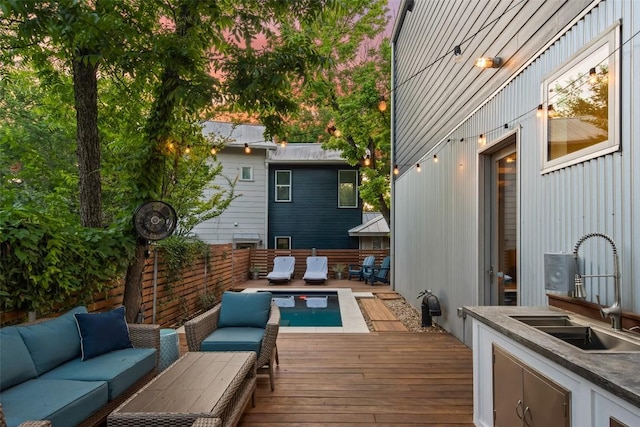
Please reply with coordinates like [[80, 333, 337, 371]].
[[511, 315, 581, 327], [536, 325, 640, 352], [511, 315, 640, 352]]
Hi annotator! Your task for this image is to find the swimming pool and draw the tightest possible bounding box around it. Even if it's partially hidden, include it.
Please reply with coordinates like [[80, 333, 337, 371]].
[[243, 288, 370, 333], [269, 291, 342, 327]]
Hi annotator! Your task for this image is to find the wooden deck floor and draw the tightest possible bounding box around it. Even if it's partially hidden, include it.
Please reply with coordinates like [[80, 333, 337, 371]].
[[240, 333, 474, 426]]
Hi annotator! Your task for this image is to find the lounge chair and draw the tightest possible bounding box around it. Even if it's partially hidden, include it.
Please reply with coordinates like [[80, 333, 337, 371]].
[[348, 255, 375, 281], [266, 256, 296, 284], [368, 255, 391, 285], [185, 291, 280, 391], [302, 256, 328, 284]]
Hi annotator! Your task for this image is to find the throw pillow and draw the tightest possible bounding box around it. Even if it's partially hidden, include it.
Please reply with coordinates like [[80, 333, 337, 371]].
[[218, 291, 272, 329], [74, 306, 133, 361]]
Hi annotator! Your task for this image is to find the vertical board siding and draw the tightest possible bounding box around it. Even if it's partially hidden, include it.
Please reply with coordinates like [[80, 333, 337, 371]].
[[268, 165, 361, 249], [393, 0, 640, 341]]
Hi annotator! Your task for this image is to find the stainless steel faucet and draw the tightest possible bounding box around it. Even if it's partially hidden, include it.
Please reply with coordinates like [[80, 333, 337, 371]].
[[573, 233, 622, 330]]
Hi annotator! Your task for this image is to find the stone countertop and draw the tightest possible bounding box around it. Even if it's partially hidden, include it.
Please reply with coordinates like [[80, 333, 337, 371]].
[[463, 305, 640, 408]]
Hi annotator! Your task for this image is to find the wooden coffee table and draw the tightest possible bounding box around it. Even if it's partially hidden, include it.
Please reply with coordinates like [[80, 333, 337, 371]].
[[108, 352, 257, 427]]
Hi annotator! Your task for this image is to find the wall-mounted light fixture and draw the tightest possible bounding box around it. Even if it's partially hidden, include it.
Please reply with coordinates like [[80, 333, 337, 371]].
[[474, 57, 502, 69], [244, 143, 251, 154], [453, 45, 463, 63], [416, 163, 422, 172]]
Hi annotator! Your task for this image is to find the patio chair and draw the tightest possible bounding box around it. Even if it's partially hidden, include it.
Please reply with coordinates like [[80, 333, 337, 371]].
[[302, 256, 328, 284], [184, 291, 280, 391], [368, 255, 391, 285], [266, 256, 296, 284], [348, 255, 376, 281]]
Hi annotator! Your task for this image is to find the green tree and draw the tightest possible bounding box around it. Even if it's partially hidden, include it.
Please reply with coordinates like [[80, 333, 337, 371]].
[[1, 0, 340, 320], [281, 0, 392, 225]]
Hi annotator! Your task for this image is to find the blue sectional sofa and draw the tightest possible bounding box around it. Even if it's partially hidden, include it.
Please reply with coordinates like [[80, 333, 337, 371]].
[[0, 306, 159, 427]]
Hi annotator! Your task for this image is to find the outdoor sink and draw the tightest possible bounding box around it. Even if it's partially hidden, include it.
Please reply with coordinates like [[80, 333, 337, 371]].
[[511, 315, 640, 352]]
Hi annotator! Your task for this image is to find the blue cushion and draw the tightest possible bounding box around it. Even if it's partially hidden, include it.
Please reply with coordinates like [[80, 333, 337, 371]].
[[200, 327, 265, 354], [16, 306, 87, 375], [0, 327, 37, 391], [0, 378, 107, 427], [74, 306, 132, 361], [218, 291, 272, 329], [41, 347, 156, 400]]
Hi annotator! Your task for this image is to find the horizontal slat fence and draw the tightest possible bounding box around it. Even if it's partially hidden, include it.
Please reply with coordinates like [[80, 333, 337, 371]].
[[1, 247, 388, 327]]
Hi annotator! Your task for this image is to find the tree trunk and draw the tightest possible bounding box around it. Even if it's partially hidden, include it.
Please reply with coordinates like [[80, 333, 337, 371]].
[[378, 194, 391, 229], [123, 242, 148, 322], [72, 57, 102, 227]]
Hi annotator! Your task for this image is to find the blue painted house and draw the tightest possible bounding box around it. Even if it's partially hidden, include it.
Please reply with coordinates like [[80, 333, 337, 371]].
[[266, 143, 361, 249]]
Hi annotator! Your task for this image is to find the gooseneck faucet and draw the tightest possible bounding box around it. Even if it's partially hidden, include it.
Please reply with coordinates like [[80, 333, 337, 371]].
[[573, 233, 622, 330]]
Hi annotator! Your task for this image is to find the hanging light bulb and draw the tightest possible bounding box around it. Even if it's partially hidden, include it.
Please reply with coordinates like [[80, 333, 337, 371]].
[[364, 155, 371, 167], [184, 145, 191, 154], [334, 128, 342, 138], [393, 165, 399, 175], [244, 143, 251, 154], [327, 125, 336, 135], [536, 104, 543, 118], [167, 141, 175, 150], [478, 134, 486, 145], [416, 163, 422, 172], [210, 146, 217, 155], [589, 67, 598, 84], [453, 45, 464, 63], [378, 96, 387, 112], [433, 154, 438, 163], [280, 139, 287, 148], [547, 104, 557, 118]]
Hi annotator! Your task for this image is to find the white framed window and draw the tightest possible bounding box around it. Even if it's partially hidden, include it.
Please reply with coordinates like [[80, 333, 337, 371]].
[[541, 22, 620, 174], [275, 236, 291, 249], [275, 170, 291, 202], [240, 166, 253, 181], [338, 170, 358, 208]]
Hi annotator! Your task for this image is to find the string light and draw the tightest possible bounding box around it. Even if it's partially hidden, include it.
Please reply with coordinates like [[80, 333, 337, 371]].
[[433, 154, 438, 163], [364, 155, 371, 166], [589, 67, 598, 84], [280, 139, 287, 148], [244, 143, 251, 154], [393, 165, 399, 175], [547, 104, 557, 118], [478, 134, 486, 145], [378, 97, 387, 112], [416, 163, 422, 172], [453, 45, 464, 63], [185, 145, 191, 154], [211, 146, 217, 155]]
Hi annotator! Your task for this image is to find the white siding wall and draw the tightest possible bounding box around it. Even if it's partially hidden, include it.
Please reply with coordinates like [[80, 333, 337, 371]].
[[192, 148, 268, 246], [393, 0, 640, 341]]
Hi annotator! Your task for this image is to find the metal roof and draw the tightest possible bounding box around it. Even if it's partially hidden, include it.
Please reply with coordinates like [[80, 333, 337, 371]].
[[266, 143, 347, 164], [348, 212, 390, 236], [201, 121, 277, 149]]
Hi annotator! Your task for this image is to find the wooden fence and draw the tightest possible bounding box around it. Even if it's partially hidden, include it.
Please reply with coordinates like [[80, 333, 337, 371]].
[[1, 247, 388, 327]]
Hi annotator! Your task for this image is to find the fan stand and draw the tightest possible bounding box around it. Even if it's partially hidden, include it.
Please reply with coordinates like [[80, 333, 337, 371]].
[[151, 242, 159, 324]]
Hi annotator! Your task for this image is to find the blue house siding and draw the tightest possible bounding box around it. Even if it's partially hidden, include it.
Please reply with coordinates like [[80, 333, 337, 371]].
[[268, 165, 361, 249]]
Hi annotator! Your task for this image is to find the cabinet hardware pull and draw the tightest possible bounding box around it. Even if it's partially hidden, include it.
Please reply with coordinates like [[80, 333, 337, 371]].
[[524, 406, 532, 426], [515, 400, 524, 419]]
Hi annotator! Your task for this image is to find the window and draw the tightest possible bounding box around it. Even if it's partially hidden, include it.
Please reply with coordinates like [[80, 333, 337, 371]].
[[240, 166, 253, 181], [541, 23, 620, 173], [275, 170, 291, 202], [338, 170, 358, 208], [275, 237, 291, 249]]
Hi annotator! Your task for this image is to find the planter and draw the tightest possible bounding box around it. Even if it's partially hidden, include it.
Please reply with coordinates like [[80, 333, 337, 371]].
[[251, 272, 260, 280], [334, 272, 343, 280]]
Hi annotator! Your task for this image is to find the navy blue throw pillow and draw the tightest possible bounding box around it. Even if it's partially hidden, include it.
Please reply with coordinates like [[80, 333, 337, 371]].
[[74, 306, 133, 361]]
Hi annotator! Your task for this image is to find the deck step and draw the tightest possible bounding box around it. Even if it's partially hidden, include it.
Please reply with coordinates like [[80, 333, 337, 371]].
[[360, 298, 408, 332]]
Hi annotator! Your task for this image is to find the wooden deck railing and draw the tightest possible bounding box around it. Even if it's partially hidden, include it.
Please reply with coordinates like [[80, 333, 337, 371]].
[[1, 246, 389, 328]]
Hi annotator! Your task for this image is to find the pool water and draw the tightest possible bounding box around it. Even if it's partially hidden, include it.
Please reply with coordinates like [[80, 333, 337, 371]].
[[268, 291, 342, 327]]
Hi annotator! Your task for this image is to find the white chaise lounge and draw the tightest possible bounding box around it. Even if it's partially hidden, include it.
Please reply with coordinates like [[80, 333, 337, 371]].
[[302, 256, 328, 284], [266, 256, 296, 284]]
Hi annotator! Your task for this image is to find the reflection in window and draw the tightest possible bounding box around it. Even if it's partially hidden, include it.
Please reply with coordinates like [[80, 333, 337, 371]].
[[542, 23, 619, 173], [275, 236, 291, 249], [275, 170, 291, 202], [547, 45, 608, 160], [338, 170, 358, 208]]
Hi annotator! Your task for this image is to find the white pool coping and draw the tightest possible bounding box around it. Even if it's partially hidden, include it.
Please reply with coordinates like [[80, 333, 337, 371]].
[[243, 288, 370, 333]]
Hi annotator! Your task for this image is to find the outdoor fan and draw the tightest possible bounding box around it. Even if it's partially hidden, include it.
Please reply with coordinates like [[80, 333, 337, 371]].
[[133, 201, 178, 323]]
